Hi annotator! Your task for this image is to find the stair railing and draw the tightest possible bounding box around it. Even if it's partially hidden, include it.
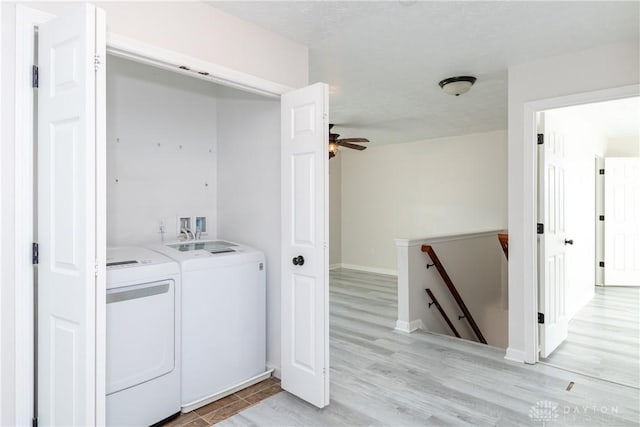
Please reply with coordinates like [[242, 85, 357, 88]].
[[421, 244, 488, 344], [498, 233, 508, 259], [424, 288, 461, 338]]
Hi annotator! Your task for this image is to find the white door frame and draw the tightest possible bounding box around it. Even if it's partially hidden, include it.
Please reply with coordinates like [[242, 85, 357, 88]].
[[520, 84, 640, 364], [0, 3, 4, 424], [12, 5, 295, 425], [595, 155, 605, 286], [14, 6, 56, 424]]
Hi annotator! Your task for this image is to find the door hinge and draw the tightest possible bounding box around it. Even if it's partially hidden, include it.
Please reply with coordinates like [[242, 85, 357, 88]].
[[32, 242, 39, 265], [95, 260, 99, 277], [537, 133, 544, 145], [32, 417, 38, 427], [537, 223, 544, 234], [599, 169, 605, 175], [94, 54, 102, 72], [599, 215, 605, 221], [32, 65, 38, 88], [538, 312, 544, 324], [599, 261, 605, 268]]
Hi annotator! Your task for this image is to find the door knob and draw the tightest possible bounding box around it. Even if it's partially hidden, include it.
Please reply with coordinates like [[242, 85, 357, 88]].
[[292, 255, 305, 266], [564, 239, 574, 245]]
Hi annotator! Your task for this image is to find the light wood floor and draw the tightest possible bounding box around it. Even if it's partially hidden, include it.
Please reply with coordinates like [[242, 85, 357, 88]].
[[220, 269, 640, 426], [540, 286, 640, 389]]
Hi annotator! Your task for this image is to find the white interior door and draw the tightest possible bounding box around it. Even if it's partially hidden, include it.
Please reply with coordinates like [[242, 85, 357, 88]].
[[281, 82, 329, 408], [538, 113, 569, 358], [604, 157, 640, 286], [38, 4, 106, 425]]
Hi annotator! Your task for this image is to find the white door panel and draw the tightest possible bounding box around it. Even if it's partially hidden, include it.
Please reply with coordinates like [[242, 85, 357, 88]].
[[38, 4, 106, 425], [281, 83, 329, 408], [605, 157, 640, 285], [538, 113, 569, 359]]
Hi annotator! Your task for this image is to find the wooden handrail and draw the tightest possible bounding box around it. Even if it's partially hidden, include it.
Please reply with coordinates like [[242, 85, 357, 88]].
[[498, 233, 508, 260], [421, 244, 488, 344], [425, 289, 461, 338]]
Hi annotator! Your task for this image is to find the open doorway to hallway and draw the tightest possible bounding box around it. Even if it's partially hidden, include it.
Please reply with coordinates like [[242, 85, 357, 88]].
[[537, 97, 640, 388]]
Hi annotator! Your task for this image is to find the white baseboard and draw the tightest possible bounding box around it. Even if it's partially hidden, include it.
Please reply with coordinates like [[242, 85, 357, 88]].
[[266, 362, 281, 379], [504, 347, 526, 363], [329, 264, 342, 270], [337, 263, 397, 276], [181, 369, 274, 413], [394, 319, 423, 334]]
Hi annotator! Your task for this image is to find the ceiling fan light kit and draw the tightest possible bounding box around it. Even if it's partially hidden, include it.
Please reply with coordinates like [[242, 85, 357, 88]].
[[438, 76, 477, 96], [328, 124, 370, 159]]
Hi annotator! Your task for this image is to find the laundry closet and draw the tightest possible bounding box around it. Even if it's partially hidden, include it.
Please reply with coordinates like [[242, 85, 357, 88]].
[[104, 55, 282, 423], [22, 5, 329, 423]]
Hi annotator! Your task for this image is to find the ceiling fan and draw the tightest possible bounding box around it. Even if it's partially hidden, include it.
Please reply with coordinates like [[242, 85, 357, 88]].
[[328, 124, 370, 159]]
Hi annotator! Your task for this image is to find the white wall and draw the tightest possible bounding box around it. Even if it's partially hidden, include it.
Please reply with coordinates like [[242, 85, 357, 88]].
[[215, 91, 281, 375], [28, 1, 308, 89], [329, 155, 342, 267], [507, 41, 640, 363], [606, 136, 640, 157], [107, 56, 218, 245], [340, 130, 507, 274]]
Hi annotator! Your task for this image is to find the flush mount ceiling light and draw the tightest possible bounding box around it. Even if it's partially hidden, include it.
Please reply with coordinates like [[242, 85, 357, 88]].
[[438, 76, 477, 96]]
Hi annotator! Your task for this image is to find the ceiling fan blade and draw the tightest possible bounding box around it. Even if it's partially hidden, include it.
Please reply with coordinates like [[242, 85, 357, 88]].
[[337, 141, 367, 151], [337, 137, 369, 143]]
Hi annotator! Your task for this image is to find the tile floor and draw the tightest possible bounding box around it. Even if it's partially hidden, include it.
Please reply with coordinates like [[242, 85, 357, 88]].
[[161, 377, 282, 426]]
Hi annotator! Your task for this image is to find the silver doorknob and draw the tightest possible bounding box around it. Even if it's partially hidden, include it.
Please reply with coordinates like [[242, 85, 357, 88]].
[[564, 239, 574, 245], [292, 255, 305, 266]]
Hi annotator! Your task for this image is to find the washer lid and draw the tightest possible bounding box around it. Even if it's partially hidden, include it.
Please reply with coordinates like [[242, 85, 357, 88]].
[[166, 240, 237, 254], [150, 240, 265, 272]]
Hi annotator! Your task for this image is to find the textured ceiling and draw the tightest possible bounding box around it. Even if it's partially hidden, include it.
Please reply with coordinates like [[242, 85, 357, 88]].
[[209, 1, 640, 145]]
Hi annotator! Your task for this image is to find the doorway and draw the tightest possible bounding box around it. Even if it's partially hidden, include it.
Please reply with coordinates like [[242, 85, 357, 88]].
[[537, 97, 640, 388]]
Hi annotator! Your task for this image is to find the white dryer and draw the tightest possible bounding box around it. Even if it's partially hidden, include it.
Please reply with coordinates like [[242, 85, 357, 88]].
[[153, 240, 271, 412], [106, 247, 181, 426]]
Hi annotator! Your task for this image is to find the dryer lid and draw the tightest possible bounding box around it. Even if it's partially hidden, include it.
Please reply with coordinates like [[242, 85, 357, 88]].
[[106, 247, 179, 287], [107, 247, 174, 269]]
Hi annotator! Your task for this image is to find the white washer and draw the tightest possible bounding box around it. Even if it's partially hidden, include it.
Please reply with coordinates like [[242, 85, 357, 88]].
[[152, 240, 270, 412], [106, 247, 181, 426]]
